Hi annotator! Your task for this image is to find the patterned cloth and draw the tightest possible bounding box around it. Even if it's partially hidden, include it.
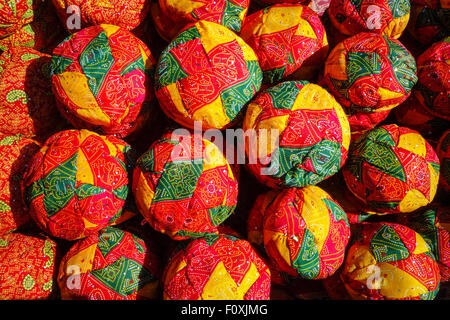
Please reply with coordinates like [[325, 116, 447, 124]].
[[343, 124, 440, 214], [58, 226, 161, 300], [407, 0, 449, 47], [328, 0, 410, 39], [0, 134, 40, 234], [247, 190, 280, 247], [50, 24, 155, 138], [0, 47, 64, 140], [397, 206, 450, 282], [162, 234, 271, 300], [263, 186, 351, 279], [23, 129, 136, 241], [151, 0, 250, 42], [415, 36, 450, 121], [132, 130, 238, 240], [341, 222, 441, 300], [154, 20, 262, 130], [239, 4, 328, 84], [323, 32, 417, 132], [0, 232, 58, 300], [0, 1, 65, 53], [52, 0, 151, 32], [243, 81, 351, 189], [437, 130, 450, 192], [0, 0, 40, 39]]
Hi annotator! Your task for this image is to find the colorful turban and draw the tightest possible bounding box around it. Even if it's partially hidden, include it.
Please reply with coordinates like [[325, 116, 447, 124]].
[[0, 1, 65, 53], [407, 0, 449, 47], [343, 124, 440, 214], [0, 47, 64, 140], [328, 0, 410, 39], [23, 129, 136, 241], [0, 0, 41, 39], [323, 32, 418, 132], [52, 0, 151, 33], [162, 234, 271, 300], [0, 232, 58, 300], [415, 37, 450, 121], [240, 4, 328, 84], [151, 0, 250, 42], [263, 186, 351, 279], [341, 222, 441, 300], [243, 81, 351, 189], [397, 206, 450, 282], [58, 226, 161, 300], [437, 130, 450, 192], [154, 20, 262, 131], [132, 130, 238, 240], [247, 190, 280, 247], [50, 24, 156, 138], [0, 134, 40, 234]]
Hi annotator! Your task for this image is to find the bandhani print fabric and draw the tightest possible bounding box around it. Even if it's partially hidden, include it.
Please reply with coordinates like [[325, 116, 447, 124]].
[[323, 32, 418, 132], [436, 130, 450, 192], [162, 234, 271, 300], [154, 20, 262, 131], [50, 24, 156, 138], [415, 36, 450, 121], [58, 227, 161, 300], [343, 124, 440, 214], [407, 0, 449, 46], [52, 0, 151, 32], [341, 222, 441, 300], [132, 130, 238, 240], [239, 3, 329, 84], [151, 0, 250, 42], [328, 0, 410, 39], [0, 46, 64, 140], [0, 233, 58, 300], [243, 81, 351, 189], [397, 207, 450, 282], [23, 129, 136, 241], [263, 186, 351, 279], [0, 0, 65, 53], [0, 0, 40, 39], [0, 133, 40, 234]]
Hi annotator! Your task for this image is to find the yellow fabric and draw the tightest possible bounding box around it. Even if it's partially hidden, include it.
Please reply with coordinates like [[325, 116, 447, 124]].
[[201, 261, 241, 300], [203, 140, 228, 170], [64, 243, 97, 275], [95, 0, 115, 9], [196, 20, 258, 61], [413, 234, 430, 255], [397, 133, 427, 157], [101, 24, 120, 37], [294, 17, 317, 39], [263, 230, 292, 267], [163, 0, 205, 16], [377, 87, 405, 103], [235, 263, 260, 298], [134, 171, 155, 217], [260, 6, 304, 35], [76, 149, 95, 185], [300, 186, 331, 253], [191, 94, 230, 130], [243, 103, 262, 131], [344, 244, 377, 274], [56, 72, 111, 126], [385, 14, 410, 39], [398, 189, 430, 213], [291, 83, 336, 111], [375, 262, 429, 299], [254, 115, 289, 158]]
